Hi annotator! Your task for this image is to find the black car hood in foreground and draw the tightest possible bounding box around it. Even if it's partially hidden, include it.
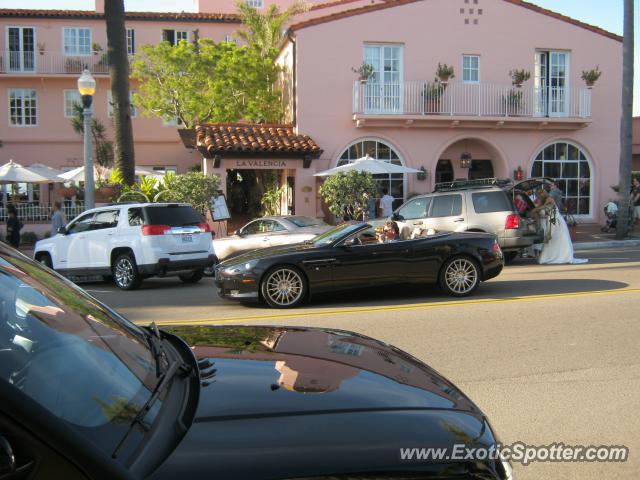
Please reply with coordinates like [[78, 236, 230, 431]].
[[151, 325, 501, 479]]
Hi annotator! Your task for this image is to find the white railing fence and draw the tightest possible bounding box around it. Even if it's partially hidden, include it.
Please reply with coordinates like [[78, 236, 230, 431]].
[[0, 202, 85, 222], [353, 81, 592, 118], [0, 50, 134, 75]]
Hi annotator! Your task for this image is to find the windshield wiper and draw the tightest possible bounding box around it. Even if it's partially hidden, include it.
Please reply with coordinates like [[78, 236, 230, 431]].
[[111, 358, 192, 459], [147, 322, 166, 378]]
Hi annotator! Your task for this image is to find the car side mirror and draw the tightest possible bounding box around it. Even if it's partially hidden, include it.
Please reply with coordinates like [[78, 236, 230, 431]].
[[57, 226, 67, 235], [392, 212, 401, 221], [0, 436, 16, 477], [235, 229, 245, 237]]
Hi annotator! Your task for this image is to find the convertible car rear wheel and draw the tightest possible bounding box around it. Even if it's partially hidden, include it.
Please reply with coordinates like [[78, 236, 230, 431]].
[[261, 266, 307, 308], [439, 256, 480, 297]]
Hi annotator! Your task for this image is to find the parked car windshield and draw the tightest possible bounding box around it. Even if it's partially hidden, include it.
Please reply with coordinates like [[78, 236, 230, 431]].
[[311, 223, 366, 246], [287, 216, 327, 228], [0, 249, 160, 458], [143, 205, 202, 226]]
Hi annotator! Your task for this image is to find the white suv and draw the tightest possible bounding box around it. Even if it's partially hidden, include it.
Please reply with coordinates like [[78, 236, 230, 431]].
[[34, 203, 215, 290]]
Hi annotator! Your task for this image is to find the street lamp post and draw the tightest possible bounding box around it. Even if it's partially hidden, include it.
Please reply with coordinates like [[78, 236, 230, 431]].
[[78, 69, 96, 210]]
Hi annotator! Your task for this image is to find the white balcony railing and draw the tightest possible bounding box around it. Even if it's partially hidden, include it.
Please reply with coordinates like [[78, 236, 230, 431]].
[[0, 50, 133, 75], [353, 81, 592, 119], [0, 202, 85, 222]]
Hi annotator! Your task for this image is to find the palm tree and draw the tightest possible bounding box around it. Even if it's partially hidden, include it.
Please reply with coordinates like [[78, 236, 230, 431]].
[[616, 0, 634, 239], [70, 104, 113, 168], [105, 0, 135, 185], [235, 0, 308, 59]]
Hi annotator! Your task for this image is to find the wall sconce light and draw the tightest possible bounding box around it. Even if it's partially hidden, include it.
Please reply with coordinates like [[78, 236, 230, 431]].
[[460, 139, 472, 169], [513, 166, 524, 181], [416, 166, 428, 181]]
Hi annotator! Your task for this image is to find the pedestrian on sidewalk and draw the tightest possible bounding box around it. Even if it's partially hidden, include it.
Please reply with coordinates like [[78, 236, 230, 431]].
[[631, 177, 640, 224], [51, 201, 67, 236], [380, 188, 394, 218], [5, 204, 22, 249]]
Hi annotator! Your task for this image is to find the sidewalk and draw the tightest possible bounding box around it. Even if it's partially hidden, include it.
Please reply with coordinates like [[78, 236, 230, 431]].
[[573, 223, 640, 250]]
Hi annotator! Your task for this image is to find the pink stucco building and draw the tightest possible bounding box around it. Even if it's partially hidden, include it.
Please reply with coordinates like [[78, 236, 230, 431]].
[[0, 0, 624, 233]]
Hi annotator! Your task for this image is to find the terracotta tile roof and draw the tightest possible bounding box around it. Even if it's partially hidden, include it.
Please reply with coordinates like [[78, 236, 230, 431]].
[[190, 124, 322, 157], [0, 9, 241, 23], [290, 0, 622, 43]]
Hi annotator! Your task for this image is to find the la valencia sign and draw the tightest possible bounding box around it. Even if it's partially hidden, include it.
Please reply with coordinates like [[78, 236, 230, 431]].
[[235, 159, 289, 168]]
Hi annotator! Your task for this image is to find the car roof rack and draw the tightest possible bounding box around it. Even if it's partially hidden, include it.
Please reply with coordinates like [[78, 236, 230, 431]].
[[433, 178, 514, 192]]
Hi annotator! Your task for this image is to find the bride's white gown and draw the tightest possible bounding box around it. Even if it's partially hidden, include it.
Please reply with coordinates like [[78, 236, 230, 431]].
[[537, 207, 588, 264]]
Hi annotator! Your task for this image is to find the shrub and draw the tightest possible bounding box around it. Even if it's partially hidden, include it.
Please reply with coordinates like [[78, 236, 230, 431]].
[[319, 171, 377, 221]]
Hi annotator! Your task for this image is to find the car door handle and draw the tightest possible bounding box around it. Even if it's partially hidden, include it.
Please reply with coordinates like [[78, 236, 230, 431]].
[[453, 217, 464, 222]]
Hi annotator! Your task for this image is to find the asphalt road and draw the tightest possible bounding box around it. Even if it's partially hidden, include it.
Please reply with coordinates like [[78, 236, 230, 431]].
[[87, 247, 640, 480]]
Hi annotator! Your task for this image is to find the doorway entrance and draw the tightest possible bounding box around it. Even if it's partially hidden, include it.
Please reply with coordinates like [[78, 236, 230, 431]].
[[226, 169, 290, 230], [467, 160, 494, 180]]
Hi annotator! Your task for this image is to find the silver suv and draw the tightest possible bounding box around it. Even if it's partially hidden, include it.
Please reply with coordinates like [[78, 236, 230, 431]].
[[392, 179, 542, 261]]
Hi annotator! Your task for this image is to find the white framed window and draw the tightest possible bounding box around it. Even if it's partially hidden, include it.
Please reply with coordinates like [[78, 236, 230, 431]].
[[63, 27, 91, 55], [162, 29, 188, 46], [337, 138, 406, 208], [9, 89, 37, 126], [126, 28, 135, 55], [531, 141, 592, 216], [245, 0, 264, 7], [63, 90, 81, 118], [462, 55, 480, 83], [108, 90, 137, 118]]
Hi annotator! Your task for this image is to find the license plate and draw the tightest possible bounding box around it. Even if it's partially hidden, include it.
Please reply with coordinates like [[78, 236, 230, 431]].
[[181, 234, 193, 243]]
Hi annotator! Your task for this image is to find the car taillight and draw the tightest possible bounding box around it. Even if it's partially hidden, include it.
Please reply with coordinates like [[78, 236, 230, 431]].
[[142, 224, 171, 236], [198, 223, 211, 233], [492, 240, 502, 254], [505, 214, 520, 229]]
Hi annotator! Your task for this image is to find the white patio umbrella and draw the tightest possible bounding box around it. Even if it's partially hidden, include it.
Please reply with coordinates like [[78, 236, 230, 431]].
[[27, 163, 65, 182], [0, 160, 52, 183], [314, 155, 422, 177], [58, 166, 157, 182]]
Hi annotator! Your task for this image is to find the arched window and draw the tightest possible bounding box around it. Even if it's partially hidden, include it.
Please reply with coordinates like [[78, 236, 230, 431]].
[[531, 142, 591, 216], [337, 139, 405, 209]]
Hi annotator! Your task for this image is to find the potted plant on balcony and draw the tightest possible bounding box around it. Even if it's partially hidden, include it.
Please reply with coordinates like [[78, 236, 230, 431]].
[[435, 63, 455, 84], [37, 42, 45, 55], [92, 53, 109, 74], [422, 80, 445, 114], [509, 69, 531, 87], [92, 42, 103, 55], [581, 66, 601, 88], [351, 62, 374, 82], [503, 89, 524, 116], [65, 57, 85, 74]]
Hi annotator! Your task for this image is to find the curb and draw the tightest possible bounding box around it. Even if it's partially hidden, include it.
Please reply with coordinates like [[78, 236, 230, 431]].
[[574, 239, 640, 250]]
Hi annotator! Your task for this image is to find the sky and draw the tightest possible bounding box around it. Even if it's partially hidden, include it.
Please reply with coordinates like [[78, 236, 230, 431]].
[[1, 0, 638, 113]]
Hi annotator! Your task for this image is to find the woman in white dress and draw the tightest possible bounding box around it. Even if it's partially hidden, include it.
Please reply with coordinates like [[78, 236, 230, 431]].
[[531, 189, 588, 265]]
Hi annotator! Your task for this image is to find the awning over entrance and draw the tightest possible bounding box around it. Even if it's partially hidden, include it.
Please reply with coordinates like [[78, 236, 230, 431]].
[[179, 123, 323, 167]]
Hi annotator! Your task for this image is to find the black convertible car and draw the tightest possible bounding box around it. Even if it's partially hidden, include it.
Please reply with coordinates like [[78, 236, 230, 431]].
[[215, 222, 504, 308], [0, 244, 513, 480]]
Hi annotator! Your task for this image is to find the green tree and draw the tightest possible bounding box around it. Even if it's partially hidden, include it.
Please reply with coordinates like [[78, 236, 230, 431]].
[[319, 171, 377, 221], [234, 0, 308, 59], [131, 40, 283, 126], [70, 104, 113, 168], [161, 172, 221, 216], [105, 0, 136, 185]]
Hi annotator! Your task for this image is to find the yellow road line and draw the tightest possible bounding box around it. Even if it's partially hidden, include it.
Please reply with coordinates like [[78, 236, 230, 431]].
[[147, 287, 640, 326]]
